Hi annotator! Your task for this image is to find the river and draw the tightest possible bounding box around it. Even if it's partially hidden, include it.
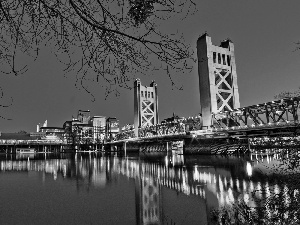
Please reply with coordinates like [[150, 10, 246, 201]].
[[0, 151, 298, 225]]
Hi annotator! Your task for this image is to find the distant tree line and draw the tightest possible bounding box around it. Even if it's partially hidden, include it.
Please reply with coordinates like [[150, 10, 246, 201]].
[[275, 87, 300, 99]]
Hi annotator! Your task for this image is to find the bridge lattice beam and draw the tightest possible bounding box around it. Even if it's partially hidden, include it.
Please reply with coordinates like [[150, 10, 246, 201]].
[[212, 97, 300, 129]]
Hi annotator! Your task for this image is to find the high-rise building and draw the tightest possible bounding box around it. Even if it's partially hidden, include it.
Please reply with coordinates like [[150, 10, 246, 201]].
[[90, 116, 106, 142], [106, 117, 120, 141], [197, 33, 240, 128], [77, 110, 91, 124]]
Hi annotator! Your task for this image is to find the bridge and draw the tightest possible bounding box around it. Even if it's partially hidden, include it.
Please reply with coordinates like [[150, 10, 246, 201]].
[[106, 34, 300, 154], [1, 34, 299, 155], [108, 96, 300, 154]]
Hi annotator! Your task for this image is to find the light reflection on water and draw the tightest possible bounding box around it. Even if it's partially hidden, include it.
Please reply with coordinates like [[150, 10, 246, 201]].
[[0, 152, 296, 225]]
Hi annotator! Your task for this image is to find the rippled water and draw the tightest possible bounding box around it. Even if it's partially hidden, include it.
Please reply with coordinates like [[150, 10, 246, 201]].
[[0, 151, 295, 225]]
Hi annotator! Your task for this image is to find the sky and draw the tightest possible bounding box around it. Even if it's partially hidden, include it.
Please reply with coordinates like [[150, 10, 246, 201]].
[[1, 0, 300, 133]]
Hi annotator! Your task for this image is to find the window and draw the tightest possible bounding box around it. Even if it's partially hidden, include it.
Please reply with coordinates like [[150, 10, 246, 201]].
[[148, 92, 150, 98], [213, 52, 216, 63], [141, 91, 143, 97], [218, 53, 221, 64], [151, 92, 154, 98], [227, 55, 231, 66], [222, 54, 226, 65]]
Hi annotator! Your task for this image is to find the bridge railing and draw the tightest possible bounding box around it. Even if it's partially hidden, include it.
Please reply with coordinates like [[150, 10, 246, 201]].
[[212, 97, 300, 130]]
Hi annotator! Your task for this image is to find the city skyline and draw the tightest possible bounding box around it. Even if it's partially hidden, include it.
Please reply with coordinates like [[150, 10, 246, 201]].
[[1, 1, 300, 132]]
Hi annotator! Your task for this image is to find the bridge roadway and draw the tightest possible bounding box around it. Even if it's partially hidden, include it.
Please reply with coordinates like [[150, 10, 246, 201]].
[[108, 121, 300, 154], [111, 120, 300, 144]]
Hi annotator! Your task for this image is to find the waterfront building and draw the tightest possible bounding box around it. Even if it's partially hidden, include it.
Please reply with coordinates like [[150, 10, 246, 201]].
[[0, 132, 36, 142], [77, 110, 91, 124], [63, 111, 108, 146], [106, 117, 120, 141], [38, 127, 65, 139], [32, 121, 65, 143], [161, 113, 185, 125], [90, 116, 106, 143], [63, 118, 93, 146], [30, 127, 65, 144], [121, 124, 134, 132]]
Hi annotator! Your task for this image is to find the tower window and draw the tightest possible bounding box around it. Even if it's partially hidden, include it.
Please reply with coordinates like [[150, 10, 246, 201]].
[[141, 91, 144, 97], [148, 92, 150, 98], [227, 55, 231, 66], [151, 92, 154, 98], [222, 54, 226, 65], [213, 52, 216, 63], [218, 53, 221, 64]]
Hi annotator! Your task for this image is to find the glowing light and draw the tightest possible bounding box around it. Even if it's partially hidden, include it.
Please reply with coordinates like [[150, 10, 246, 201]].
[[274, 184, 280, 195], [244, 193, 250, 204], [246, 162, 252, 176]]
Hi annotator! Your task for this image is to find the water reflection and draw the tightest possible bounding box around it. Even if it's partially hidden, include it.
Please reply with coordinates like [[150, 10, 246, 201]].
[[0, 151, 298, 224]]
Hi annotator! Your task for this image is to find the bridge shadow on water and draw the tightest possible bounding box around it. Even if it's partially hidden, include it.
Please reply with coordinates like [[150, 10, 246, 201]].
[[0, 150, 299, 225]]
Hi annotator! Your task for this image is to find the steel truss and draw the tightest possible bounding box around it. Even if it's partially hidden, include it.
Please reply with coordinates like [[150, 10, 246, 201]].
[[212, 97, 300, 130], [115, 117, 203, 141]]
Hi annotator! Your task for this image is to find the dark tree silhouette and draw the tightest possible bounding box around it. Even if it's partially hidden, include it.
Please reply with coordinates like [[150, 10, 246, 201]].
[[275, 87, 300, 99], [0, 0, 196, 99], [17, 130, 28, 134]]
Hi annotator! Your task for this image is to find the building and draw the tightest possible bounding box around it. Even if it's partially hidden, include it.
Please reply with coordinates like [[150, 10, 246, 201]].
[[106, 117, 120, 141], [161, 113, 185, 125], [63, 118, 93, 147], [38, 127, 65, 141], [90, 116, 106, 142], [77, 110, 91, 124], [33, 120, 65, 142], [63, 111, 108, 146], [197, 33, 240, 128]]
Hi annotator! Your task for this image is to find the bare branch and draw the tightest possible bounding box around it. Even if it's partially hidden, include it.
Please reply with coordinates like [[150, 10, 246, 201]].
[[0, 0, 196, 99]]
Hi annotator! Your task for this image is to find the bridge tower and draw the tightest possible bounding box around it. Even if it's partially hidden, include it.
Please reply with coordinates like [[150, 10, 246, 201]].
[[134, 79, 159, 137], [135, 168, 163, 224], [197, 33, 240, 128]]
